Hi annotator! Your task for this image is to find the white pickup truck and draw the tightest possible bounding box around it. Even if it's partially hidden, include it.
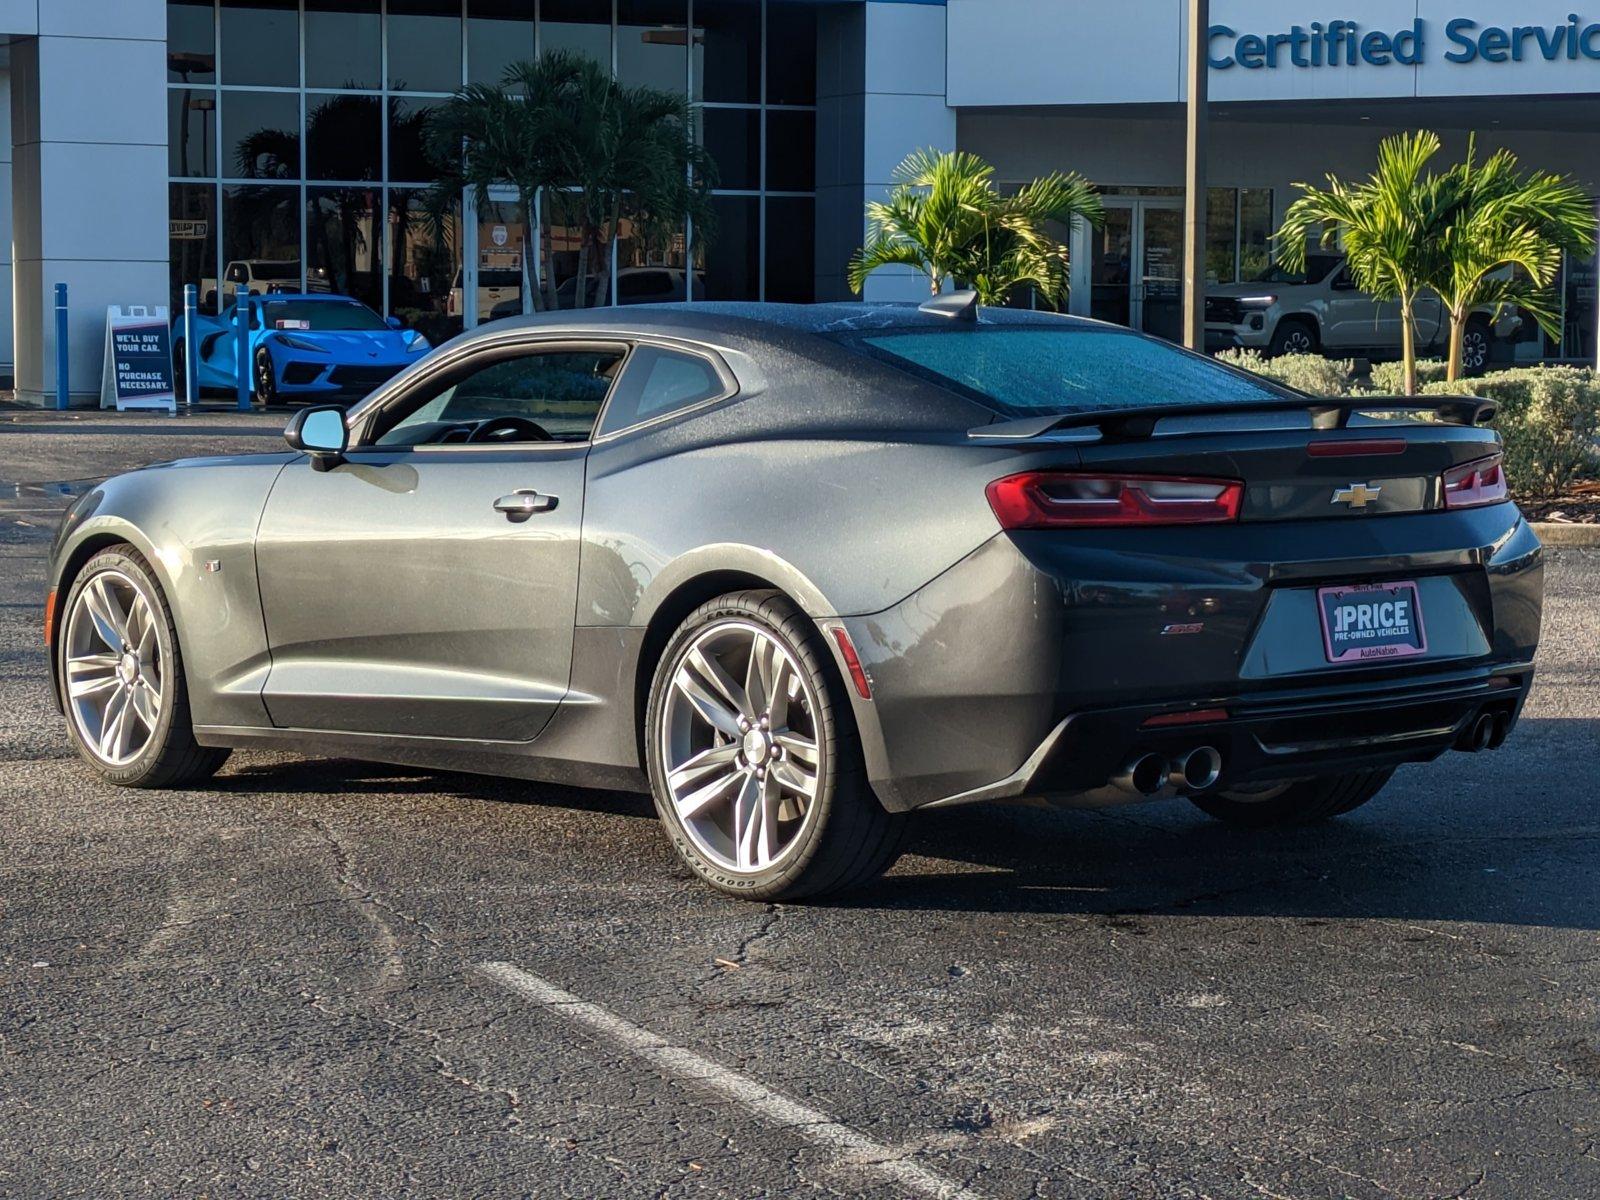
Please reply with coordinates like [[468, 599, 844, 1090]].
[[1205, 253, 1520, 374]]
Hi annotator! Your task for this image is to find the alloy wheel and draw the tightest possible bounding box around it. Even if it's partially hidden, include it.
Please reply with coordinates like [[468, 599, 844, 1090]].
[[64, 570, 166, 767], [1284, 329, 1314, 353], [1463, 329, 1489, 372], [660, 621, 823, 874]]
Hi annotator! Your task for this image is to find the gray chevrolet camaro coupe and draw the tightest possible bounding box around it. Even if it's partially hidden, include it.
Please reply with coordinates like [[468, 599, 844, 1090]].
[[44, 296, 1542, 900]]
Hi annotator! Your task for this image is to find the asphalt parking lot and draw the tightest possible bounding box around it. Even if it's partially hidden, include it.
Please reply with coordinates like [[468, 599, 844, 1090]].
[[2, 408, 1598, 1199]]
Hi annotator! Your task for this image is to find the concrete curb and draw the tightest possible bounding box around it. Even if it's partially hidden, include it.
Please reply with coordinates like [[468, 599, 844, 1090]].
[[1531, 522, 1600, 547]]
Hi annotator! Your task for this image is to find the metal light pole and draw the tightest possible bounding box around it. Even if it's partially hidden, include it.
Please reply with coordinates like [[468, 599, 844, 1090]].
[[1182, 0, 1210, 352]]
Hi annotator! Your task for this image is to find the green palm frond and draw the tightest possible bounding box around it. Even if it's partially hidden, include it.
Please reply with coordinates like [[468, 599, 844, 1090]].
[[851, 149, 1102, 303]]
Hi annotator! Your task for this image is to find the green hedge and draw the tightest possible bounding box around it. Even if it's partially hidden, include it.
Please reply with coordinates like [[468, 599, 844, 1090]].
[[1211, 353, 1600, 500], [1213, 349, 1358, 396], [1420, 368, 1600, 499]]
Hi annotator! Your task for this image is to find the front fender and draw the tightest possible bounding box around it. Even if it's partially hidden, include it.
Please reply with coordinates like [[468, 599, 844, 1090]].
[[48, 458, 294, 728]]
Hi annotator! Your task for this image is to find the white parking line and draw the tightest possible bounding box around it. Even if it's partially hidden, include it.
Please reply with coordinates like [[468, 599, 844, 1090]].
[[477, 961, 984, 1200]]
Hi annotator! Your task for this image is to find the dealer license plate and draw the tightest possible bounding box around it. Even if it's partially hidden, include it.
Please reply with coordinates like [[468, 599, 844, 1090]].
[[1317, 581, 1428, 664]]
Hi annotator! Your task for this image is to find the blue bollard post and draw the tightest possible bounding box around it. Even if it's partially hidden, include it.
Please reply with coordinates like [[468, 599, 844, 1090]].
[[54, 283, 69, 411], [235, 293, 252, 411], [182, 284, 198, 408]]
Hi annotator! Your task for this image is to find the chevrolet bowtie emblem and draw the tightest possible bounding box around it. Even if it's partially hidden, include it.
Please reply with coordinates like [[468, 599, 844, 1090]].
[[1332, 482, 1383, 509]]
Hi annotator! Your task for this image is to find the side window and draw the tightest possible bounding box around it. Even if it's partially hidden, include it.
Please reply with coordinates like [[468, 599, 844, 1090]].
[[597, 345, 729, 437], [371, 347, 626, 446], [620, 271, 666, 300]]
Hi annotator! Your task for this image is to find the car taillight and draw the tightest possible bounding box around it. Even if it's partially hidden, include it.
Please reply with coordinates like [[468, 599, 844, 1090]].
[[986, 472, 1244, 529], [1441, 453, 1508, 510]]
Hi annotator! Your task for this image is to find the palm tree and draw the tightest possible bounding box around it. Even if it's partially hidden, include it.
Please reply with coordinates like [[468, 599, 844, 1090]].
[[847, 149, 1103, 307], [423, 53, 585, 312], [1277, 131, 1450, 396], [550, 55, 715, 309], [1427, 139, 1596, 381]]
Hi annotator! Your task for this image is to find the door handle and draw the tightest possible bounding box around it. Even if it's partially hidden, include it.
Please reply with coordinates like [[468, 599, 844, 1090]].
[[494, 489, 558, 520]]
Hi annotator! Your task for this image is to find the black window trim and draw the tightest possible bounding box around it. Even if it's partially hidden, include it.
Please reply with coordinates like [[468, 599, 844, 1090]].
[[589, 337, 740, 444], [348, 333, 635, 452]]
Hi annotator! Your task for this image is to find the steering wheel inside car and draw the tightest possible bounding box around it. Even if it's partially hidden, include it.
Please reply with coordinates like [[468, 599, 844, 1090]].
[[464, 415, 553, 443]]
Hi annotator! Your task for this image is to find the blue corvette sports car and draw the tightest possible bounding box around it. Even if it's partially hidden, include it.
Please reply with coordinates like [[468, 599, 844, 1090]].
[[176, 293, 431, 405]]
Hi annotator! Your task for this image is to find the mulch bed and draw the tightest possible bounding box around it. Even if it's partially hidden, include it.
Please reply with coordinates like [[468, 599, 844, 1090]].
[[1519, 480, 1600, 524]]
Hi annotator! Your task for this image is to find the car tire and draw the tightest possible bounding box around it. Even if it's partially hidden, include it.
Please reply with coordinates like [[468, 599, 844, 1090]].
[[1268, 318, 1320, 357], [1190, 768, 1394, 829], [58, 546, 230, 789], [1462, 319, 1493, 377], [253, 346, 278, 406], [645, 589, 908, 901]]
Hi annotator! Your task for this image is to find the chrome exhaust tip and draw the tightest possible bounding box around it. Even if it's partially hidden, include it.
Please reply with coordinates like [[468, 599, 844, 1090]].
[[1486, 712, 1511, 751], [1465, 712, 1497, 752], [1114, 752, 1168, 797], [1170, 746, 1223, 793]]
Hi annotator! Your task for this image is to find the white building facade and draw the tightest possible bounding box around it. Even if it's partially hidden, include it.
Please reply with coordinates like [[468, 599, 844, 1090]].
[[5, 1, 1598, 404]]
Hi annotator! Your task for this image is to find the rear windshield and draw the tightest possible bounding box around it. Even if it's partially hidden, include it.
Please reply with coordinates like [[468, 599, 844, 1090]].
[[845, 326, 1285, 417], [260, 299, 388, 332]]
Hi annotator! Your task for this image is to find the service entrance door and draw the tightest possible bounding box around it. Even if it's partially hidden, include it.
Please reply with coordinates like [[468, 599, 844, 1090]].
[[1084, 198, 1185, 342]]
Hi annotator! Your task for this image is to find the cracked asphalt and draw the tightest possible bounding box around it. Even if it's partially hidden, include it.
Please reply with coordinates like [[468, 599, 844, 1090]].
[[2, 408, 1599, 1199]]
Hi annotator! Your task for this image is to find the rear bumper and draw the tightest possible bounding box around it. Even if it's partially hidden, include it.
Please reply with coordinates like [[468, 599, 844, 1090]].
[[924, 663, 1532, 808]]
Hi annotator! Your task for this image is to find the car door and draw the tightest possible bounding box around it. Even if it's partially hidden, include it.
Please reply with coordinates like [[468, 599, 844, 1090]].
[[253, 339, 628, 741], [1322, 264, 1396, 349]]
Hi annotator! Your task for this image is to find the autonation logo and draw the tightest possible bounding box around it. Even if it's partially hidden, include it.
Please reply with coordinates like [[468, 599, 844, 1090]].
[[1208, 16, 1600, 69]]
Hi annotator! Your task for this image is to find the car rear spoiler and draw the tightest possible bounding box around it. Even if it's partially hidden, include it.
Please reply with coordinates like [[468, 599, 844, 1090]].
[[968, 395, 1498, 442]]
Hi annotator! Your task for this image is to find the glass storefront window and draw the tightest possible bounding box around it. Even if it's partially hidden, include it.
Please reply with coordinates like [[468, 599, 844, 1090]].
[[543, 190, 594, 309], [1239, 189, 1274, 280], [766, 1, 817, 106], [308, 187, 382, 310], [390, 190, 462, 342], [389, 97, 442, 183], [1561, 238, 1599, 360], [693, 0, 760, 104], [618, 1, 689, 92], [168, 0, 216, 83], [1205, 187, 1237, 284], [701, 194, 758, 300], [701, 107, 759, 191], [543, 0, 612, 68], [766, 110, 814, 193], [222, 90, 299, 179], [306, 92, 381, 181], [174, 0, 817, 317], [764, 197, 813, 303], [220, 0, 299, 88], [387, 0, 463, 92], [170, 183, 219, 313], [467, 0, 536, 86], [305, 0, 382, 90], [168, 88, 217, 177], [222, 183, 302, 301]]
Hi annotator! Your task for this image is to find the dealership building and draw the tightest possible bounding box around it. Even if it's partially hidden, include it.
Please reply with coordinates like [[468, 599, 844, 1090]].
[[3, 0, 1599, 404]]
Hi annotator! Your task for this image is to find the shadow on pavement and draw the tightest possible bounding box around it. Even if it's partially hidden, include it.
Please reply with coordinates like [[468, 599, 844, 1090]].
[[205, 717, 1600, 931]]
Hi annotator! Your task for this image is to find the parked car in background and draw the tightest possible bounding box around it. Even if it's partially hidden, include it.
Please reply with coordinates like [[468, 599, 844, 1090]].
[[488, 268, 706, 319], [448, 268, 523, 323], [174, 293, 431, 405], [52, 298, 1541, 900], [200, 260, 330, 310], [1206, 254, 1521, 373]]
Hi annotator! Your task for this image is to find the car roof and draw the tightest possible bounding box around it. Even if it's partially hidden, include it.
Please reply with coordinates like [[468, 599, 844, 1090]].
[[468, 300, 1094, 343]]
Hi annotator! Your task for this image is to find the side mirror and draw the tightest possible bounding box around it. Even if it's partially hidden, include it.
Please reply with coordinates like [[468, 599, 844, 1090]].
[[386, 314, 405, 330], [284, 405, 349, 471]]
